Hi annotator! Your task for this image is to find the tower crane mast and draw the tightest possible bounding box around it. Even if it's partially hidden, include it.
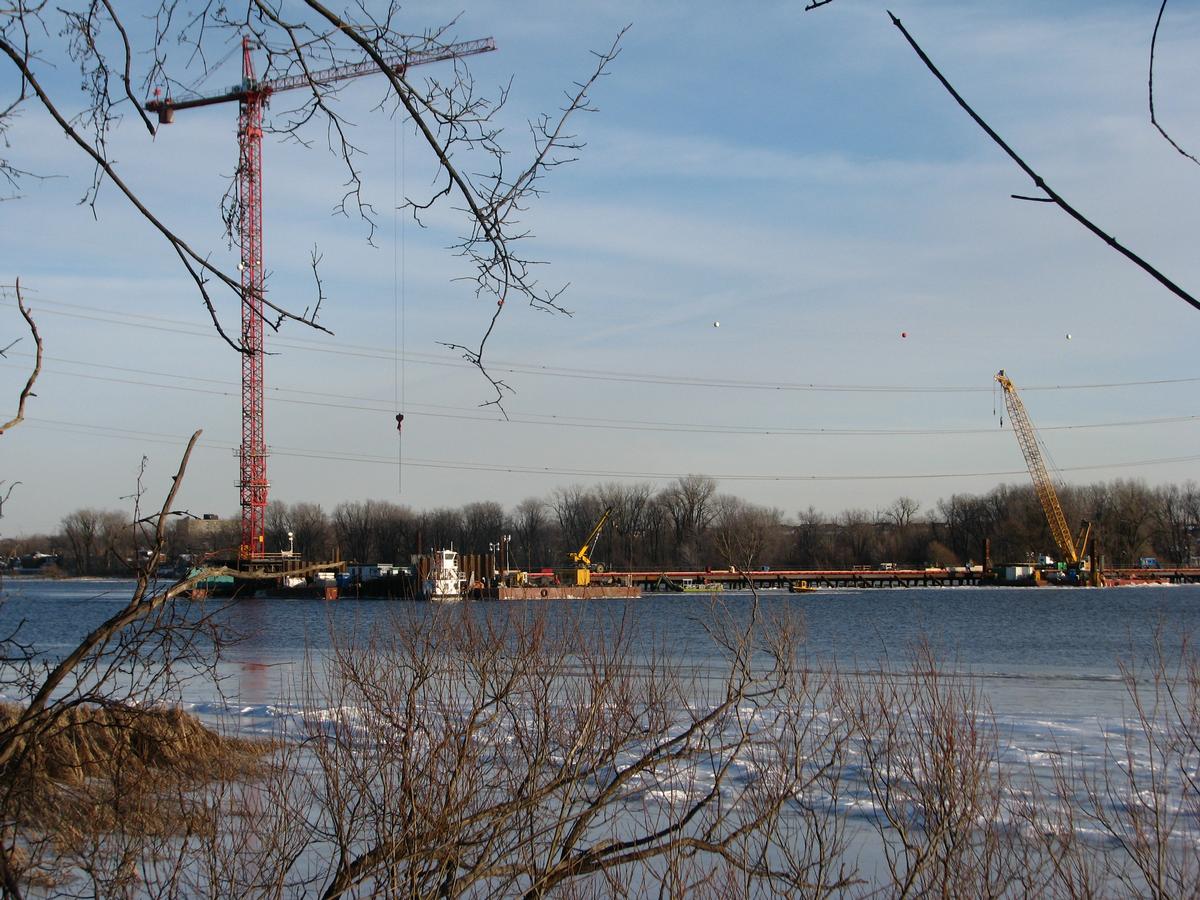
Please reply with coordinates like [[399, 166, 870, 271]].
[[995, 370, 1078, 564], [145, 36, 495, 559]]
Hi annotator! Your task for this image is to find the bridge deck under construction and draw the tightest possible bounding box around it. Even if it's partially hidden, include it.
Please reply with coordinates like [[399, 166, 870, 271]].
[[605, 567, 1200, 591]]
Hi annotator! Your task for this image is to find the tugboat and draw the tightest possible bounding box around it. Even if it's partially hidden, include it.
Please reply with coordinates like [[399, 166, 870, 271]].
[[423, 549, 467, 602]]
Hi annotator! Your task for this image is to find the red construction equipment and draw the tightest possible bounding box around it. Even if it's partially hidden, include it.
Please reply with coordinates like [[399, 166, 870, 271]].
[[146, 36, 495, 559]]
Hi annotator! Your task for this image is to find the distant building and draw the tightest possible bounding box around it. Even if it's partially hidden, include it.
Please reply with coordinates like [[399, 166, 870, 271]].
[[176, 514, 237, 553]]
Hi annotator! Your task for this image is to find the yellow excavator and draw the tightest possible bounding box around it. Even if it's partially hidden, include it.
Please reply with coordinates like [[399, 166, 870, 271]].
[[563, 506, 614, 586], [995, 370, 1100, 585]]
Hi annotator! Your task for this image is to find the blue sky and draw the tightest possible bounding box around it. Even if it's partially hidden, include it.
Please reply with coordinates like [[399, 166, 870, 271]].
[[2, 0, 1199, 537]]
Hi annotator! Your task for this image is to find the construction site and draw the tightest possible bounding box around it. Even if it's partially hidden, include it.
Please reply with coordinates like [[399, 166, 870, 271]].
[[142, 35, 496, 596], [127, 39, 1197, 603]]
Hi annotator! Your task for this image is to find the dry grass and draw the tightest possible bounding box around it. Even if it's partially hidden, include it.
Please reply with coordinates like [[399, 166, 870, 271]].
[[0, 701, 268, 787], [0, 701, 273, 859]]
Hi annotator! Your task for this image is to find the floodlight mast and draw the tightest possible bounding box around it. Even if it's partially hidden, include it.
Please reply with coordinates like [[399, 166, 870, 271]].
[[145, 36, 496, 559]]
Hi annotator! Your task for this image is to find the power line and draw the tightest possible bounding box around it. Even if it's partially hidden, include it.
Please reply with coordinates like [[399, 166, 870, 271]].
[[8, 358, 1200, 438], [14, 292, 1200, 396], [21, 415, 1200, 482]]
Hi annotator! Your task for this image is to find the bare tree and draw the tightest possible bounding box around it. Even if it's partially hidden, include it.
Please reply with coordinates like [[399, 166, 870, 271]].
[[548, 484, 604, 560], [885, 496, 920, 529], [418, 506, 465, 555], [1152, 482, 1198, 566], [511, 496, 550, 571], [264, 499, 291, 556], [331, 500, 377, 563], [0, 432, 244, 892], [710, 496, 783, 572], [282, 600, 860, 898], [460, 500, 505, 555], [1102, 479, 1156, 566], [659, 475, 718, 566], [289, 500, 333, 560], [1072, 633, 1200, 898], [58, 509, 99, 576], [792, 505, 830, 568], [372, 500, 415, 563], [839, 642, 1038, 896], [836, 508, 877, 567]]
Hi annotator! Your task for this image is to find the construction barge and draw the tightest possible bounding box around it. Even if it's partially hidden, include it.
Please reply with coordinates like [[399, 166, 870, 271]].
[[416, 549, 640, 602], [186, 550, 1200, 601]]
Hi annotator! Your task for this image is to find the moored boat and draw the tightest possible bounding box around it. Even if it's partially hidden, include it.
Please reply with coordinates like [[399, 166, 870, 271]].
[[423, 549, 467, 602]]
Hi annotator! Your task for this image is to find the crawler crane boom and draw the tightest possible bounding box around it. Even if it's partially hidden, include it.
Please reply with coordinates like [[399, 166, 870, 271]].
[[565, 506, 614, 587], [995, 370, 1078, 564], [570, 507, 614, 568]]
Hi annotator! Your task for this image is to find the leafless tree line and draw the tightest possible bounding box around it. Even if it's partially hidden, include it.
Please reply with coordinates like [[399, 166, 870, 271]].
[[14, 475, 1197, 575]]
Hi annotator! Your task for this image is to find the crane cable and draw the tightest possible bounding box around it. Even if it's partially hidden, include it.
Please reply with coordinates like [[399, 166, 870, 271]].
[[392, 109, 407, 493], [182, 41, 242, 97]]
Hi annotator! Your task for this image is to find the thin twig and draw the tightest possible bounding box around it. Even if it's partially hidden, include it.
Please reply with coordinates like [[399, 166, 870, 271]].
[[0, 481, 19, 518]]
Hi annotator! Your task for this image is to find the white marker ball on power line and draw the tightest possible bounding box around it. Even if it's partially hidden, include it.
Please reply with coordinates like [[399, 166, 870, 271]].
[[713, 321, 720, 328], [1065, 333, 1072, 340]]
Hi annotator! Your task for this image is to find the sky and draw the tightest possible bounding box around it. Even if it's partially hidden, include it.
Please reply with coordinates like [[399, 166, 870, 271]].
[[2, 0, 1199, 538]]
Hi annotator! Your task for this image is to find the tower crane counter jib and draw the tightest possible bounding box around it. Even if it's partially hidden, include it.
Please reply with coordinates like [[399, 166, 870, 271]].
[[143, 36, 495, 561]]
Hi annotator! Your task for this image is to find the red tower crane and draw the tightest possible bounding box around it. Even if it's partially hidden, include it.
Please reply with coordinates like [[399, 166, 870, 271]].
[[146, 36, 496, 560]]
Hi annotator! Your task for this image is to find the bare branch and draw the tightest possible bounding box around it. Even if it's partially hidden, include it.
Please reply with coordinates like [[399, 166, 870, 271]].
[[295, 0, 625, 409], [0, 279, 42, 436], [0, 37, 333, 349], [888, 10, 1200, 314], [0, 480, 19, 518], [97, 0, 157, 136], [307, 244, 327, 323], [0, 429, 209, 774], [1148, 0, 1199, 165]]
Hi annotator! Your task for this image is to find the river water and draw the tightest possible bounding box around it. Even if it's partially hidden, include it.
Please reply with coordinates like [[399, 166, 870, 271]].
[[7, 578, 1198, 785], [7, 577, 1196, 716]]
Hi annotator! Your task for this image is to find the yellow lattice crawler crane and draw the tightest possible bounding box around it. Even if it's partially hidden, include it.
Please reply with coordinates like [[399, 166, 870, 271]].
[[995, 370, 1100, 585]]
